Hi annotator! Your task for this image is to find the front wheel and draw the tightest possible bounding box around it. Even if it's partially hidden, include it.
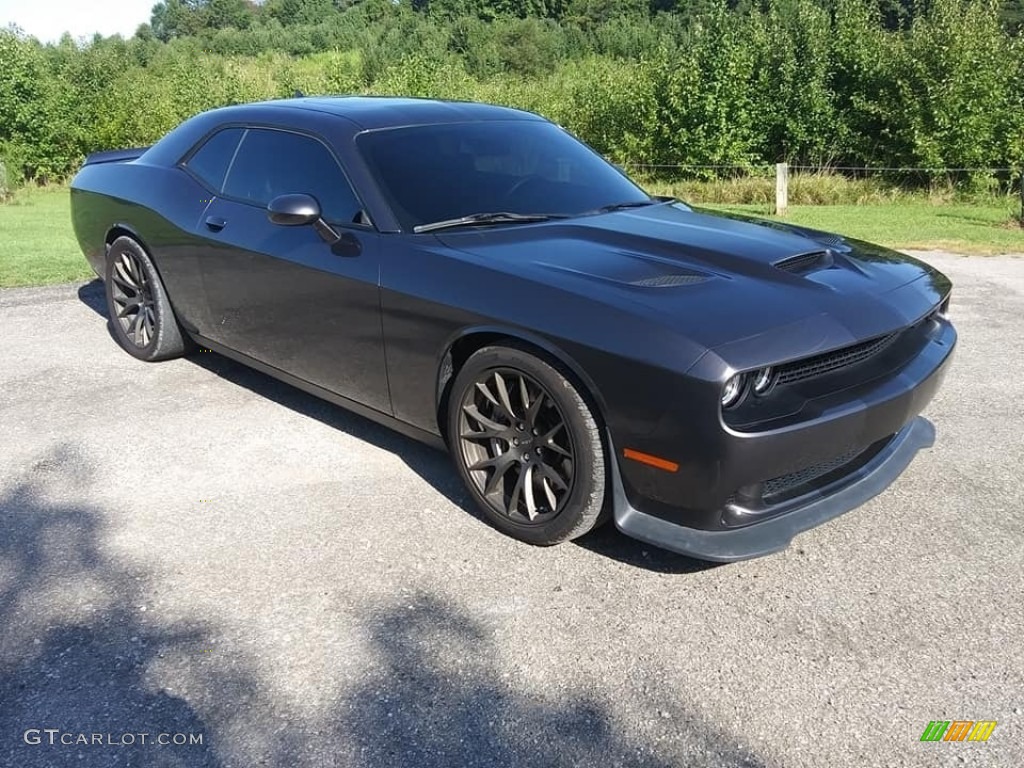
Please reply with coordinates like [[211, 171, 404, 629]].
[[448, 345, 608, 546]]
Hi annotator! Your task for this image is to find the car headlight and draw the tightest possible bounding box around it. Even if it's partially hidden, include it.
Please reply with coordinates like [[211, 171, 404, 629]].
[[721, 374, 745, 408], [752, 367, 775, 396]]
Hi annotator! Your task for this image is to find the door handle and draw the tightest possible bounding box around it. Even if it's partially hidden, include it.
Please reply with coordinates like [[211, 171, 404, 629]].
[[205, 216, 227, 232]]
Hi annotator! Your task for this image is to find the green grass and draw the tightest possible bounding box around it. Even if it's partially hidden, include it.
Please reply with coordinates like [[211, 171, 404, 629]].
[[0, 186, 93, 288], [1, 186, 1021, 289], [699, 202, 1024, 255]]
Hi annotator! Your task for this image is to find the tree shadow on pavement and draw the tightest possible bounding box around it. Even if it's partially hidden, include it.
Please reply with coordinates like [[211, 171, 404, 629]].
[[1, 444, 766, 767], [74, 278, 723, 575], [318, 592, 764, 768], [0, 444, 226, 767]]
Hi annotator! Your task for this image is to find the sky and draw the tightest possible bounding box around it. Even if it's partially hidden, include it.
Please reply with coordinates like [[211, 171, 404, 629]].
[[0, 0, 154, 43]]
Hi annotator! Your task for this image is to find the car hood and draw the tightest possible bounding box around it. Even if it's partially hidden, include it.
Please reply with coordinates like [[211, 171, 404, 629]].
[[436, 202, 951, 364]]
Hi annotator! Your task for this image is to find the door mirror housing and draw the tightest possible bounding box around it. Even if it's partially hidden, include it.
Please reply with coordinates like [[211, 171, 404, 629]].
[[267, 193, 341, 245], [267, 193, 321, 227]]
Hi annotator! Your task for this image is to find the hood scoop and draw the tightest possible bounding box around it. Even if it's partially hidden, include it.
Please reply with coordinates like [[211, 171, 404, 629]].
[[536, 248, 712, 290], [774, 250, 834, 274]]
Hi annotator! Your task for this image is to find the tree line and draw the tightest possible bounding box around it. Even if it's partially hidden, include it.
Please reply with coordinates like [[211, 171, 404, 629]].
[[143, 0, 1024, 37], [0, 0, 1021, 188]]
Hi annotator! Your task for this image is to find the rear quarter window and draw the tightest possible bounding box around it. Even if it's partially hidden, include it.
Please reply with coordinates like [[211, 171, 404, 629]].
[[183, 128, 244, 191]]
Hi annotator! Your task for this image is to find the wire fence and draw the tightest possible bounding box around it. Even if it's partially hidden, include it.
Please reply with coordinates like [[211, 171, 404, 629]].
[[622, 163, 1021, 173], [620, 162, 1024, 220]]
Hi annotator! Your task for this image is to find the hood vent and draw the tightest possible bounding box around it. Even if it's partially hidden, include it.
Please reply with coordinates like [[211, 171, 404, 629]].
[[774, 250, 833, 274], [629, 273, 708, 288]]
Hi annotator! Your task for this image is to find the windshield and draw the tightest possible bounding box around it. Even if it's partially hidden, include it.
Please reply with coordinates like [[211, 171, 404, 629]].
[[356, 120, 651, 232]]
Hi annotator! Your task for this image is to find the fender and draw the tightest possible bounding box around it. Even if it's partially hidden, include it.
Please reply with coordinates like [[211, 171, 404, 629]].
[[435, 324, 611, 426]]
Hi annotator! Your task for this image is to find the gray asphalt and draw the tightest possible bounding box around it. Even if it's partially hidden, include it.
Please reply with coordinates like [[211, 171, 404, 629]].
[[1, 251, 1022, 768]]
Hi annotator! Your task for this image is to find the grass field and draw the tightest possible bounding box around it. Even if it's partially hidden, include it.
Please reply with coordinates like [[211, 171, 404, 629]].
[[0, 186, 1021, 288], [0, 187, 93, 288], [703, 202, 1024, 255]]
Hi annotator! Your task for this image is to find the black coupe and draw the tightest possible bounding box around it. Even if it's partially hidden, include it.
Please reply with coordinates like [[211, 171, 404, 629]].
[[70, 97, 956, 562]]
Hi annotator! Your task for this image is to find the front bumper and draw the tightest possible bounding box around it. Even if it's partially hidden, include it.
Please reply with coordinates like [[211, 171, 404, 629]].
[[608, 314, 956, 561], [611, 416, 934, 562]]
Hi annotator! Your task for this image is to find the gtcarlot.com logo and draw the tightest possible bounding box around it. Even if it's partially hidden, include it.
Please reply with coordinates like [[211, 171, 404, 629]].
[[24, 729, 204, 747]]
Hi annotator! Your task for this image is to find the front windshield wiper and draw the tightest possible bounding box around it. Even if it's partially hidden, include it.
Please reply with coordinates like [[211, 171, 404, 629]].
[[413, 212, 566, 234], [584, 199, 663, 215]]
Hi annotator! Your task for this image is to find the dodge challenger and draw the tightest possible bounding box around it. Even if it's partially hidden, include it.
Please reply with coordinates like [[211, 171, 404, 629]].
[[69, 97, 957, 562]]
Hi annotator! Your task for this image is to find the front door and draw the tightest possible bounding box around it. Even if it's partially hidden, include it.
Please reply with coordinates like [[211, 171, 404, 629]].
[[191, 126, 390, 414]]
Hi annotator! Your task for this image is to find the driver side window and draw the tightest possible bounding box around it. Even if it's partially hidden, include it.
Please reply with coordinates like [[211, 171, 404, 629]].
[[222, 128, 363, 225]]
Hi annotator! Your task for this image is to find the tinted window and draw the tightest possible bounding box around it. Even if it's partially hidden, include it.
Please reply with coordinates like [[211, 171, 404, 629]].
[[223, 128, 363, 224], [184, 128, 244, 191], [357, 121, 649, 230]]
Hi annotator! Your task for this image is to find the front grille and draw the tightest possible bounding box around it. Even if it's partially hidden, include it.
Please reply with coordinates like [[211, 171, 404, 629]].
[[723, 434, 896, 524], [775, 331, 900, 386], [762, 446, 866, 498]]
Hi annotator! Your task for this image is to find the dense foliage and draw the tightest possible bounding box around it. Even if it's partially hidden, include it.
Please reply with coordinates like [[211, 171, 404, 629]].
[[1, 0, 1021, 187]]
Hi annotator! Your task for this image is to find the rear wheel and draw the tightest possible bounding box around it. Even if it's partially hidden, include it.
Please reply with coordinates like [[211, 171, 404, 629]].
[[448, 345, 608, 546], [104, 236, 189, 361]]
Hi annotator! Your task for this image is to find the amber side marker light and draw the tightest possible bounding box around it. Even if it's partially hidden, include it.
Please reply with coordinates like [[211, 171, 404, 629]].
[[623, 448, 679, 473]]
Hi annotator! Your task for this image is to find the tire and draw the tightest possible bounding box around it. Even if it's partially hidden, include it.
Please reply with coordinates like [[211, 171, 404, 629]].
[[448, 344, 608, 546], [104, 236, 189, 362]]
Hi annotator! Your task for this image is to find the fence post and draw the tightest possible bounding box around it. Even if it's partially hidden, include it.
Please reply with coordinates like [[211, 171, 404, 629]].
[[1019, 165, 1023, 225], [774, 162, 788, 216]]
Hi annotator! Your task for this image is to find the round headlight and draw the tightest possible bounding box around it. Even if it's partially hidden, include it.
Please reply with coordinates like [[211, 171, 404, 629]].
[[721, 374, 745, 408], [752, 367, 775, 396]]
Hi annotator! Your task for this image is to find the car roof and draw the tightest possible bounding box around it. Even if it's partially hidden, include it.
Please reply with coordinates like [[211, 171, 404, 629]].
[[248, 96, 545, 130]]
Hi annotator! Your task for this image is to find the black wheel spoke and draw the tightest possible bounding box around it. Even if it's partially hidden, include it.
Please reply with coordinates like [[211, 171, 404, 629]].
[[142, 309, 155, 345], [507, 466, 527, 515], [492, 372, 518, 420], [540, 422, 571, 456], [537, 463, 569, 492], [475, 380, 502, 410], [118, 256, 139, 288], [125, 254, 144, 286], [111, 250, 157, 349], [460, 428, 505, 442], [525, 390, 545, 427], [468, 453, 505, 473], [111, 272, 137, 293], [477, 454, 516, 496], [458, 367, 576, 525], [116, 298, 141, 317], [475, 379, 514, 422], [463, 403, 507, 433]]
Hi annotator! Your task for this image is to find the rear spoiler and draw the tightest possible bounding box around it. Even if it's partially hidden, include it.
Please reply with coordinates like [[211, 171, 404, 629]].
[[83, 147, 150, 166]]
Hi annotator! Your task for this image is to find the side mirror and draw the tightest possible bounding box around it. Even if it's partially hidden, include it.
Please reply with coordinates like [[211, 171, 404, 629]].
[[267, 193, 342, 246], [267, 193, 321, 226]]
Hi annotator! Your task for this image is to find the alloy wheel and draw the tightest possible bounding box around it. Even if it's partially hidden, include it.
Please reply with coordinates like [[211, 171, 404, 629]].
[[458, 368, 576, 524], [110, 250, 156, 348]]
